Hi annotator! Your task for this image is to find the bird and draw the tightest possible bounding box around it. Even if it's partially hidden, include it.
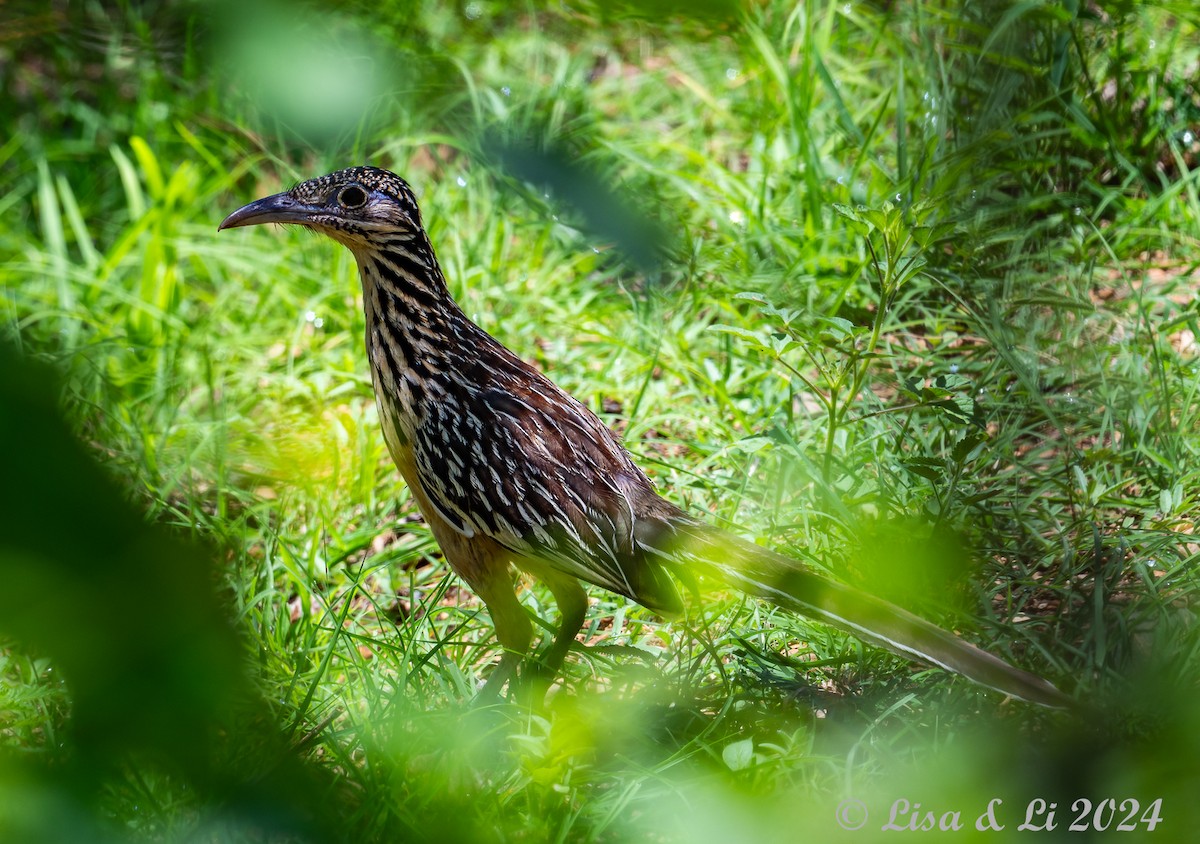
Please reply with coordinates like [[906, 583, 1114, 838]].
[[219, 165, 1069, 708]]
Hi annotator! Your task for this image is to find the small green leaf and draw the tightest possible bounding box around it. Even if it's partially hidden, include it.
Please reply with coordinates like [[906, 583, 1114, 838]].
[[728, 436, 775, 455], [1071, 464, 1089, 493], [863, 207, 890, 232], [900, 376, 924, 399], [733, 291, 768, 305], [952, 431, 987, 463], [709, 324, 764, 348], [932, 373, 971, 393], [932, 394, 975, 424], [815, 316, 854, 343], [903, 458, 945, 481], [722, 738, 756, 771], [832, 203, 864, 224]]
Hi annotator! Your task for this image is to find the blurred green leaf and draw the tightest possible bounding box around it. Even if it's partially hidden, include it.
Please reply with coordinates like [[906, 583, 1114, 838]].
[[486, 138, 670, 272], [0, 343, 343, 841]]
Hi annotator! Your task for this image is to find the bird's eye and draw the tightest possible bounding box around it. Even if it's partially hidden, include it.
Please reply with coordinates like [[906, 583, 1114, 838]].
[[337, 184, 368, 208]]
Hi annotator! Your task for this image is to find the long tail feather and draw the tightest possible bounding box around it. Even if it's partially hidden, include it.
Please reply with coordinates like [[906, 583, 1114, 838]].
[[674, 524, 1071, 708]]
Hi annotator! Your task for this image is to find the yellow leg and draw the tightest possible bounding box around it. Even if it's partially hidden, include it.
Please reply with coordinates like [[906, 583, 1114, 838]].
[[532, 565, 588, 678], [465, 567, 533, 699]]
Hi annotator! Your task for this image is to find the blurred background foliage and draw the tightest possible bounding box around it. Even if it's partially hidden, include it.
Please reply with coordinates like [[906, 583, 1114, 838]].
[[3, 0, 1200, 841]]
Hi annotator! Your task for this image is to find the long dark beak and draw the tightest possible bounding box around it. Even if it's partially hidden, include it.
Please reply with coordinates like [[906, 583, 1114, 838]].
[[218, 192, 318, 231]]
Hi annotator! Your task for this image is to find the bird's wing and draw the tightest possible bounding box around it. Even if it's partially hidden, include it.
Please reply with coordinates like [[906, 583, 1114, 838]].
[[409, 384, 683, 613]]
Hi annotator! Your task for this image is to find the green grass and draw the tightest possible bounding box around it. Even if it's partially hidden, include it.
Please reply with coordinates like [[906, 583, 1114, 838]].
[[4, 0, 1200, 840]]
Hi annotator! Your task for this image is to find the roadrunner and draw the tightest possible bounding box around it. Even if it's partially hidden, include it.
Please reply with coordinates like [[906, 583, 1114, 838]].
[[220, 166, 1068, 707]]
